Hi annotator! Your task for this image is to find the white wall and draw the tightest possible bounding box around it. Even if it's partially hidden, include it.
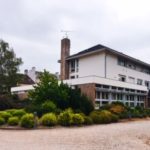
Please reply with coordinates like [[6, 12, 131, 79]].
[[69, 51, 150, 88], [106, 53, 150, 86], [77, 52, 105, 77]]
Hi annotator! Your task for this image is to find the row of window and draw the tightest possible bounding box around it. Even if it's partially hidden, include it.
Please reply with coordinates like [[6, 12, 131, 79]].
[[96, 91, 146, 101], [95, 100, 144, 108], [118, 74, 150, 87], [96, 84, 147, 94], [118, 58, 150, 75]]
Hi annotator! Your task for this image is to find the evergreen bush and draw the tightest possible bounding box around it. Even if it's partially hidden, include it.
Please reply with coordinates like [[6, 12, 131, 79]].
[[20, 113, 35, 128], [0, 117, 5, 125], [40, 113, 57, 126], [12, 109, 26, 118], [41, 101, 56, 114], [83, 116, 93, 125], [89, 111, 102, 124], [7, 117, 19, 126], [111, 114, 119, 122], [0, 111, 12, 121], [71, 114, 84, 125], [58, 108, 73, 126]]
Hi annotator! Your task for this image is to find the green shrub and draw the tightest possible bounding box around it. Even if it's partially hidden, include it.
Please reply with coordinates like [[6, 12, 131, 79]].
[[12, 109, 26, 118], [145, 109, 150, 117], [54, 108, 62, 115], [111, 114, 119, 122], [71, 114, 84, 126], [7, 117, 19, 126], [0, 117, 5, 125], [89, 111, 102, 124], [90, 110, 115, 124], [40, 113, 57, 126], [6, 109, 16, 115], [41, 101, 56, 114], [98, 110, 112, 124], [20, 113, 35, 128], [118, 111, 129, 119], [83, 116, 93, 125], [58, 108, 73, 126], [0, 111, 12, 121], [130, 109, 141, 118]]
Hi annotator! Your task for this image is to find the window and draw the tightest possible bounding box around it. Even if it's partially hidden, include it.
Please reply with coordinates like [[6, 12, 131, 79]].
[[118, 87, 123, 91], [112, 86, 117, 90], [118, 58, 126, 66], [117, 94, 123, 100], [103, 85, 109, 89], [70, 60, 75, 72], [137, 79, 143, 85], [96, 84, 102, 88], [127, 63, 136, 70], [125, 88, 129, 92], [130, 95, 134, 101], [70, 59, 79, 73], [118, 74, 126, 82], [76, 59, 79, 67], [126, 95, 129, 100], [112, 93, 117, 100], [145, 81, 149, 88], [76, 59, 79, 72], [96, 91, 100, 99], [102, 92, 109, 99], [70, 76, 75, 79]]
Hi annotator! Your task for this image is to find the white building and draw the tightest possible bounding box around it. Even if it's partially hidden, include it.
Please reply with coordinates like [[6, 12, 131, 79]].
[[60, 38, 150, 108]]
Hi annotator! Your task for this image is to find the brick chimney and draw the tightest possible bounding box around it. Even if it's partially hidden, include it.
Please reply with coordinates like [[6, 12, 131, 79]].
[[60, 38, 70, 80]]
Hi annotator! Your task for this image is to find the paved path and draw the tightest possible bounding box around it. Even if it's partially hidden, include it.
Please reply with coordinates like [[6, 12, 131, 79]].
[[0, 120, 150, 150]]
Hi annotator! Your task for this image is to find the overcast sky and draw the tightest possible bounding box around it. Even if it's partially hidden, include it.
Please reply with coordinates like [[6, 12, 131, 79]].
[[0, 0, 150, 73]]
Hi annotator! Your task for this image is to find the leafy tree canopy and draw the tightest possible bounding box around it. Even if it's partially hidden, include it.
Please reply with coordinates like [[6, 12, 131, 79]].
[[29, 70, 94, 115], [0, 40, 23, 94]]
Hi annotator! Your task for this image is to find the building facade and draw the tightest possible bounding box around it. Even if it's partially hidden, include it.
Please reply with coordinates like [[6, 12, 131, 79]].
[[59, 38, 150, 108]]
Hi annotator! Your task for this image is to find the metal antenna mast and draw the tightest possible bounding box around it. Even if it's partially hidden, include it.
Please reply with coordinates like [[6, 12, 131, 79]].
[[61, 30, 72, 38]]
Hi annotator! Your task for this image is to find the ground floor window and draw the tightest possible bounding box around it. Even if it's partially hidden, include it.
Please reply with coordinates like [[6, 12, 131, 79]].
[[96, 92, 109, 100], [102, 92, 109, 99]]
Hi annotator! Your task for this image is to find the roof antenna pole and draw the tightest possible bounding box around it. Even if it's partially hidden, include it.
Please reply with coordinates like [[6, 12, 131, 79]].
[[61, 30, 72, 38]]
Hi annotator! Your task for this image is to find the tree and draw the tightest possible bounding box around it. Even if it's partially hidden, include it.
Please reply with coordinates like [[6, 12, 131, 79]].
[[29, 70, 69, 107], [0, 40, 23, 94], [29, 70, 94, 115]]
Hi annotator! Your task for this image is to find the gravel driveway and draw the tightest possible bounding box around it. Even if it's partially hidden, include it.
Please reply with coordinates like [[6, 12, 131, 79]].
[[0, 120, 150, 150]]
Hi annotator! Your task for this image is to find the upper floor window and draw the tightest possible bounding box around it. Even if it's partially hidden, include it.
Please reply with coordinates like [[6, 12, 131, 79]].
[[137, 79, 143, 85], [70, 59, 79, 73], [118, 58, 126, 67], [70, 76, 75, 79], [145, 81, 149, 88], [70, 60, 75, 72], [127, 63, 136, 70], [118, 74, 126, 82]]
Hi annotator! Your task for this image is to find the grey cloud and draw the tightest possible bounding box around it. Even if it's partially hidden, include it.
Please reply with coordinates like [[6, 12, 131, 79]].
[[0, 0, 150, 73]]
